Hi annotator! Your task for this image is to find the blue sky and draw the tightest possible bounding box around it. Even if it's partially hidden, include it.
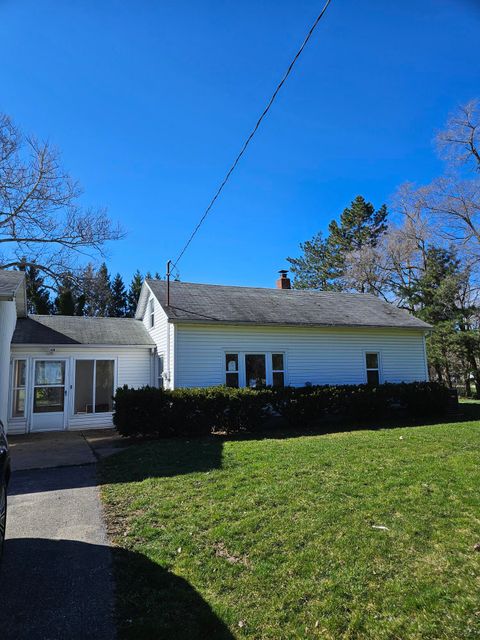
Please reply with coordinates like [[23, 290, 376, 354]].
[[1, 0, 479, 287]]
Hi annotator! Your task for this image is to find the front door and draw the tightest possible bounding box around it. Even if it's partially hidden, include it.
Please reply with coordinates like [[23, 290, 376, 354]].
[[30, 359, 67, 432]]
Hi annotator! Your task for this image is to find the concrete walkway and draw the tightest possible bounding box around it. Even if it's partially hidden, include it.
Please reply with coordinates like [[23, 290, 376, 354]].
[[0, 431, 123, 639]]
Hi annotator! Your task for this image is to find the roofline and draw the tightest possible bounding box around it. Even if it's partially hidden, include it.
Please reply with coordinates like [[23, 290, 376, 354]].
[[168, 319, 432, 331], [11, 342, 155, 348]]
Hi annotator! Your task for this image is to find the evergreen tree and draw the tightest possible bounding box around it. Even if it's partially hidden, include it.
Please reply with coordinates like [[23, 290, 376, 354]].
[[81, 262, 112, 316], [127, 270, 143, 317], [288, 196, 388, 291], [402, 247, 480, 394], [94, 262, 112, 316], [109, 273, 128, 317], [55, 284, 76, 315], [18, 260, 52, 314]]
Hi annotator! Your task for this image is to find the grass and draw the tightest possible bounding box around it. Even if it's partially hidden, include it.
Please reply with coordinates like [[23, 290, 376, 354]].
[[100, 408, 480, 640]]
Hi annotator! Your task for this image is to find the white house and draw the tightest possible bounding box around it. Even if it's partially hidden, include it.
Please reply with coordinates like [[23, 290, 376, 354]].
[[0, 269, 431, 434]]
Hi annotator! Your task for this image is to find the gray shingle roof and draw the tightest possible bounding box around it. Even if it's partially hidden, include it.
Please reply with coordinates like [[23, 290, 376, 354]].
[[146, 279, 431, 330], [0, 270, 25, 297], [12, 315, 155, 346]]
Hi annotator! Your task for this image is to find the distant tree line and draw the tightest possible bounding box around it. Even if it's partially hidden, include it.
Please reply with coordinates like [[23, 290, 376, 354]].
[[20, 261, 162, 318], [288, 99, 480, 394]]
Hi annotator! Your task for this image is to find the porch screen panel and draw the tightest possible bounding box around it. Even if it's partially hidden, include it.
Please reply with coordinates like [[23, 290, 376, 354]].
[[95, 360, 114, 413], [75, 360, 94, 414]]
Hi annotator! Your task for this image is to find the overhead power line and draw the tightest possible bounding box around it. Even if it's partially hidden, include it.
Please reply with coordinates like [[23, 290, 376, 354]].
[[171, 0, 334, 271]]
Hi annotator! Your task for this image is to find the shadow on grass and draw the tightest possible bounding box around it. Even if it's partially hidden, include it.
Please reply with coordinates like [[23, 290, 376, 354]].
[[10, 404, 479, 495], [99, 402, 480, 482], [0, 538, 233, 640], [113, 543, 234, 640]]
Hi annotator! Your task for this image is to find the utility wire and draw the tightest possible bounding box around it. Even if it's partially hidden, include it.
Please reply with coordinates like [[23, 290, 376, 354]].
[[171, 0, 333, 270]]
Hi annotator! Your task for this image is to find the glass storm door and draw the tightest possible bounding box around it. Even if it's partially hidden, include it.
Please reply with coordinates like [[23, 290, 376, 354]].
[[30, 359, 67, 432]]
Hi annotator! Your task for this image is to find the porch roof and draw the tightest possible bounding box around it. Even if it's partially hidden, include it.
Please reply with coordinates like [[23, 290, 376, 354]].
[[12, 315, 155, 346]]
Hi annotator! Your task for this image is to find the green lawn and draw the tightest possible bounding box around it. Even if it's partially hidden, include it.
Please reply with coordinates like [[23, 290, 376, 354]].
[[100, 410, 480, 640]]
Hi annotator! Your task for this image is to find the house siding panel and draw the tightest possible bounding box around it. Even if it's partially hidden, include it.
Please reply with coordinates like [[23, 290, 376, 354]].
[[174, 324, 428, 388], [141, 284, 174, 388]]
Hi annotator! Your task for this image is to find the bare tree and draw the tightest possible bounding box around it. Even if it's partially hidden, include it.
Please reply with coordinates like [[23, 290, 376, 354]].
[[437, 99, 480, 171], [0, 114, 123, 285]]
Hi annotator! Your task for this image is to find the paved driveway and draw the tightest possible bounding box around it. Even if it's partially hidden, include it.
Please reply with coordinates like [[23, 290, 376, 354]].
[[0, 431, 122, 640]]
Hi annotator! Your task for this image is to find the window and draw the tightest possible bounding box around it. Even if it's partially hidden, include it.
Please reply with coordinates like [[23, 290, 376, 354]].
[[74, 359, 114, 414], [12, 360, 26, 418], [225, 354, 239, 388], [365, 352, 380, 386], [157, 355, 164, 389], [149, 299, 155, 328], [245, 354, 266, 388], [33, 360, 65, 414], [272, 353, 285, 387]]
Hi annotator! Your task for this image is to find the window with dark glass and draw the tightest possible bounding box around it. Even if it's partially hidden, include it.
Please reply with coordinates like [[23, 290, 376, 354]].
[[225, 354, 239, 388], [245, 354, 266, 388], [365, 352, 380, 386], [74, 359, 114, 414], [272, 353, 285, 387], [12, 360, 26, 418]]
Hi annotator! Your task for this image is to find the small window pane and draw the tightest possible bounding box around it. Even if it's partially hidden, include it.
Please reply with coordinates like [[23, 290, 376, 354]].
[[33, 387, 64, 413], [367, 369, 380, 386], [75, 360, 94, 414], [35, 361, 65, 385], [14, 360, 26, 387], [272, 354, 284, 371], [226, 372, 239, 388], [366, 353, 379, 369], [13, 389, 25, 417], [226, 354, 238, 372], [95, 360, 114, 413], [272, 372, 285, 388]]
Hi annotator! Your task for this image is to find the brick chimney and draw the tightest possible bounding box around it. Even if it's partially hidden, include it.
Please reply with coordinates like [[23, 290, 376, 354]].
[[276, 270, 291, 290]]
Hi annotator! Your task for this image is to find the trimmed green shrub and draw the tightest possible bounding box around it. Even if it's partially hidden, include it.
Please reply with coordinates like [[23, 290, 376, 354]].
[[113, 381, 451, 438]]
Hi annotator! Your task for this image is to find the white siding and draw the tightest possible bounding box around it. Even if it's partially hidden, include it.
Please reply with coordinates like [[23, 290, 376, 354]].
[[7, 345, 152, 434], [174, 324, 428, 388], [141, 284, 174, 388], [0, 301, 17, 426]]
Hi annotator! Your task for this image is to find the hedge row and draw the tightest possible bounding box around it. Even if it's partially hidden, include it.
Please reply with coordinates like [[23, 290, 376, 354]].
[[112, 382, 452, 438]]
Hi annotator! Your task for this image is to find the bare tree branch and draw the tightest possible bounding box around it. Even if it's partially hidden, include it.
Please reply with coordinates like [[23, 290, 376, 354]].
[[0, 114, 125, 283]]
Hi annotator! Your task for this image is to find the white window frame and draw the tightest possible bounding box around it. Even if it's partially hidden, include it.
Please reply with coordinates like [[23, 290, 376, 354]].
[[73, 358, 116, 415], [149, 298, 155, 329], [364, 351, 382, 385], [271, 353, 286, 388], [223, 351, 287, 388], [10, 358, 27, 420], [225, 353, 240, 388]]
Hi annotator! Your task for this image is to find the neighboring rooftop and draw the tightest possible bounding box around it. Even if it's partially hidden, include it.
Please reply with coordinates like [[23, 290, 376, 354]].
[[0, 269, 24, 297], [12, 315, 155, 345], [144, 279, 431, 330], [0, 269, 27, 316]]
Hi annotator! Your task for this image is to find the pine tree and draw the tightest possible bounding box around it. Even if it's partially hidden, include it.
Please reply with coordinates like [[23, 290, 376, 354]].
[[109, 273, 128, 317], [288, 196, 388, 291], [127, 270, 143, 317], [55, 285, 76, 315], [94, 262, 112, 316], [18, 260, 52, 313], [81, 263, 112, 316]]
